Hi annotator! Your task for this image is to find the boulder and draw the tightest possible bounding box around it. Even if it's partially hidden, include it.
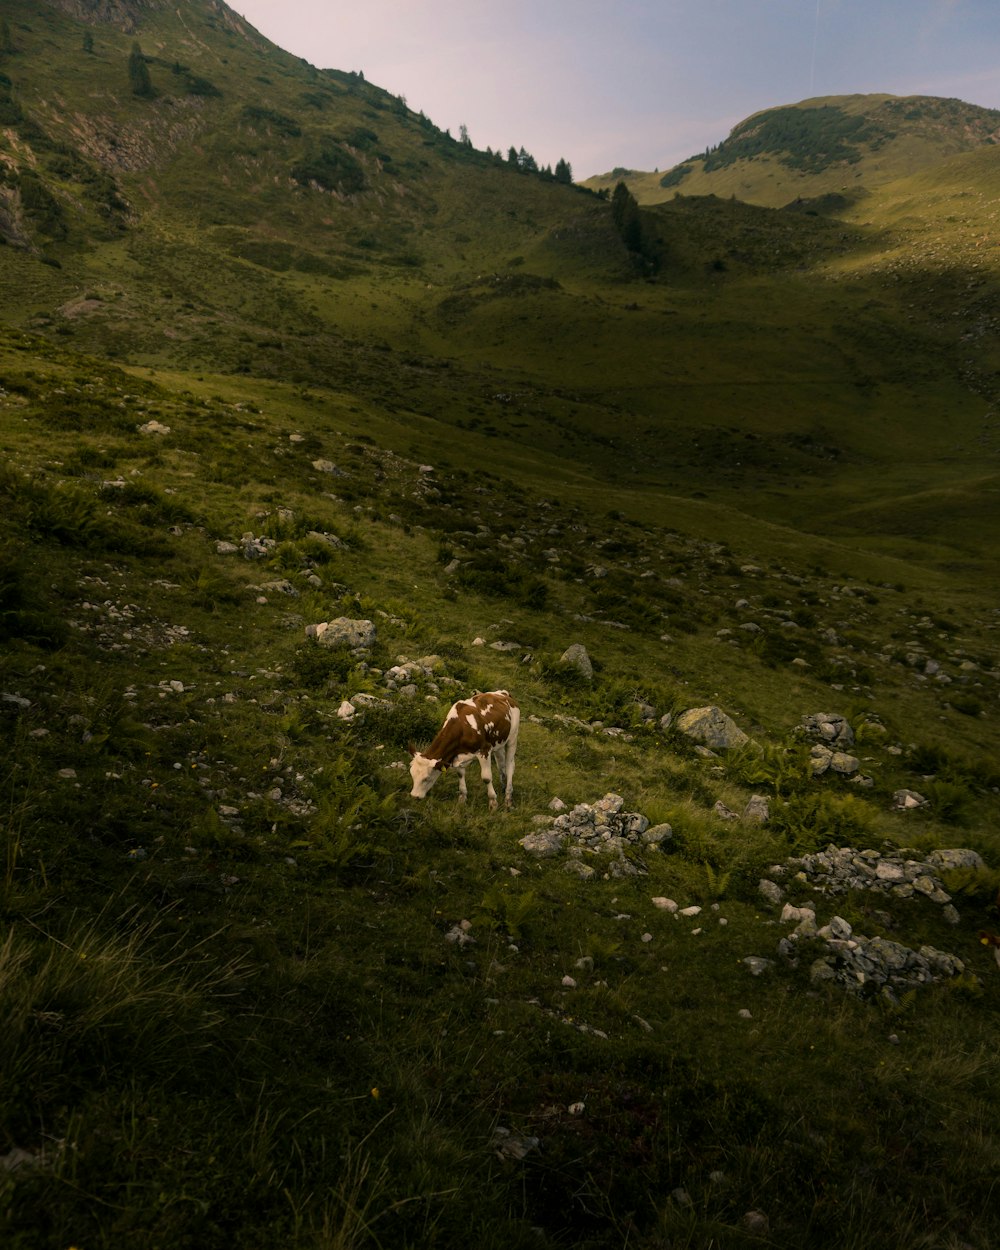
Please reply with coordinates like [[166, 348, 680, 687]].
[[313, 617, 377, 650], [926, 848, 985, 872], [559, 643, 593, 680], [675, 706, 749, 751]]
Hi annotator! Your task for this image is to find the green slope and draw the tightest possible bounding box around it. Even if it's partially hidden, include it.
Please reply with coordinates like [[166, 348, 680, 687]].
[[2, 8, 1000, 1249], [586, 93, 1000, 208]]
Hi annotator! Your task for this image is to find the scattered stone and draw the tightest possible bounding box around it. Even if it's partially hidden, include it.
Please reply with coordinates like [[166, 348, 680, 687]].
[[758, 879, 784, 905], [743, 794, 770, 824], [651, 897, 679, 912], [743, 957, 774, 976], [444, 920, 475, 947], [493, 1127, 540, 1161], [893, 789, 928, 810], [742, 1210, 770, 1236], [563, 860, 596, 880]]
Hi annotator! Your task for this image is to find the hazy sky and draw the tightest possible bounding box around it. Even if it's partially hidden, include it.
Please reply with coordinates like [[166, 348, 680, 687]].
[[231, 1, 1000, 179]]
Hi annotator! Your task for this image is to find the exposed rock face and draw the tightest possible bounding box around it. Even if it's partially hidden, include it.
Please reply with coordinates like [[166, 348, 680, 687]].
[[41, 0, 165, 31]]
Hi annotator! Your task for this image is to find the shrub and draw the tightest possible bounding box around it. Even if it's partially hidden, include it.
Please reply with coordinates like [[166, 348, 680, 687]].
[[292, 142, 366, 194], [768, 788, 874, 852]]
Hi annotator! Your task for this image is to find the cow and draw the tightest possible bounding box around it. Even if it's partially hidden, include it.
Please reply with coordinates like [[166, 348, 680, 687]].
[[408, 690, 520, 810]]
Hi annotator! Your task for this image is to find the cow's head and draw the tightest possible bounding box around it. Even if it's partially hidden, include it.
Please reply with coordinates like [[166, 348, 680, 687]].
[[408, 746, 443, 799]]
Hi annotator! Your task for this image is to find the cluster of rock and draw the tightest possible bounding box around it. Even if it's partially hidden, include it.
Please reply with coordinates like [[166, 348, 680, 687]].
[[215, 532, 279, 560], [520, 793, 673, 879], [749, 844, 988, 997], [772, 906, 965, 999], [762, 843, 983, 914], [796, 711, 864, 777]]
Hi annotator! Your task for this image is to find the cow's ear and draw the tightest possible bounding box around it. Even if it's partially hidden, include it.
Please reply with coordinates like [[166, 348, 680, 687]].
[[407, 743, 416, 757]]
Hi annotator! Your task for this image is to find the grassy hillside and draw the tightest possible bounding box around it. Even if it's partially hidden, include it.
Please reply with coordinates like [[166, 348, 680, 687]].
[[586, 93, 1000, 208], [2, 5, 1000, 1248]]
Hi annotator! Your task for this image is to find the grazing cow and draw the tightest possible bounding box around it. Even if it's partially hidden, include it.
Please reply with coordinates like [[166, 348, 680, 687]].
[[409, 690, 520, 810]]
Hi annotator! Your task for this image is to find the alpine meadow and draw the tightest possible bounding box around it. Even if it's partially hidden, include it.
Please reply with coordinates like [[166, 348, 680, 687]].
[[2, 2, 1000, 1248]]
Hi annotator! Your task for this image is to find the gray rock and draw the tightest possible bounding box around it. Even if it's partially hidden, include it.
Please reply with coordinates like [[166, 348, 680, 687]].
[[927, 848, 985, 872], [643, 823, 673, 846], [801, 712, 855, 748], [758, 878, 784, 905], [520, 830, 566, 858], [559, 643, 594, 680], [675, 705, 749, 750], [743, 794, 770, 824], [743, 956, 774, 976], [564, 860, 596, 880], [313, 617, 377, 649]]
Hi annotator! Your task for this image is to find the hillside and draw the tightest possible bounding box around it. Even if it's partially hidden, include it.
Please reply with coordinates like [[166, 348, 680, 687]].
[[2, 4, 1000, 1249], [585, 93, 1000, 208]]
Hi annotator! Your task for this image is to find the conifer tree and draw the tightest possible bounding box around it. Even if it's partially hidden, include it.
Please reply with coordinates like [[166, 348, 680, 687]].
[[611, 181, 642, 252], [555, 157, 573, 184], [128, 41, 153, 98]]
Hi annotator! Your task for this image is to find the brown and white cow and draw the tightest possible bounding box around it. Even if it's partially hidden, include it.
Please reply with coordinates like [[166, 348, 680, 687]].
[[408, 690, 520, 810]]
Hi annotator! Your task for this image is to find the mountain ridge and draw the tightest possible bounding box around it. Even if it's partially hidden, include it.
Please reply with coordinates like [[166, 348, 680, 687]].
[[585, 92, 1000, 208]]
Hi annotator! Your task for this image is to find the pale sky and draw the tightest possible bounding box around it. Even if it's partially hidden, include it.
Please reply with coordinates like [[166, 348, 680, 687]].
[[232, 1, 1000, 179]]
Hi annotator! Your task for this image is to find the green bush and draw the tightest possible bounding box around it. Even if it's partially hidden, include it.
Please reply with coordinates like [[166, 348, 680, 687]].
[[768, 788, 874, 852]]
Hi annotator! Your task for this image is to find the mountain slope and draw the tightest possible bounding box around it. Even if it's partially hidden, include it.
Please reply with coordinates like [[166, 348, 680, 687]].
[[2, 6, 1000, 1250], [586, 93, 1000, 208], [3, 17, 999, 573]]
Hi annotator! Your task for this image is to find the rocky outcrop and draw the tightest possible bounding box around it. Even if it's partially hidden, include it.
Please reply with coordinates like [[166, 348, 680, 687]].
[[520, 793, 672, 879], [773, 907, 965, 999], [42, 0, 164, 33]]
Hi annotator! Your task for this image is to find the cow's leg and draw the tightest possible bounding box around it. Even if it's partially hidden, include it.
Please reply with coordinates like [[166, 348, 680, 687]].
[[503, 736, 517, 809], [495, 743, 508, 795], [455, 764, 468, 803], [480, 752, 498, 809]]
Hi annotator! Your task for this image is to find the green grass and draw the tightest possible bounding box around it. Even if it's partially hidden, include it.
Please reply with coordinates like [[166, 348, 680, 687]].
[[1, 4, 1000, 1246]]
